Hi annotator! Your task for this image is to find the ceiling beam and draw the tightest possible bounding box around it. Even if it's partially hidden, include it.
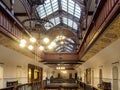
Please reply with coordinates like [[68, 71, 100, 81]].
[[14, 13, 27, 16], [88, 11, 94, 15], [40, 59, 84, 62], [44, 62, 82, 64]]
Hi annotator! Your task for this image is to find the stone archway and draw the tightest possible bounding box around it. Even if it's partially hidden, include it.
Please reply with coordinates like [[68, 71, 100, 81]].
[[112, 66, 118, 90]]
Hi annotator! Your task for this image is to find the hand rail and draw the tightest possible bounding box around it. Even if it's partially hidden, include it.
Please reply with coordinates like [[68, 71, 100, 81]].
[[0, 1, 31, 41], [0, 81, 43, 90]]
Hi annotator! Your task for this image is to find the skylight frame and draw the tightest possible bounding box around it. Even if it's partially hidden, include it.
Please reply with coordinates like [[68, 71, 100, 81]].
[[44, 17, 60, 30], [36, 0, 59, 19], [62, 17, 78, 30], [61, 0, 81, 19]]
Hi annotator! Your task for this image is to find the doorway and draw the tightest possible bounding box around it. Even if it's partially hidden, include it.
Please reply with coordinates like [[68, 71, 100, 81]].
[[112, 66, 118, 90], [99, 69, 102, 84], [0, 66, 3, 88]]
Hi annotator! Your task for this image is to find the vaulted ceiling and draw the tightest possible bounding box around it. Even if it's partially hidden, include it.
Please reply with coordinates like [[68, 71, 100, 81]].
[[1, 0, 119, 70]]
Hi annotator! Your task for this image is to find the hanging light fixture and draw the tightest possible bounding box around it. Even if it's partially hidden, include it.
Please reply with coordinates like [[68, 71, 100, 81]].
[[19, 39, 26, 48], [43, 37, 49, 44], [30, 37, 36, 43], [28, 45, 34, 50], [39, 45, 44, 51]]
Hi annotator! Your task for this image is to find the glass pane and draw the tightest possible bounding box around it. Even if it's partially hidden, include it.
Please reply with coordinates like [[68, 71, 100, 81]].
[[67, 38, 75, 43], [63, 17, 67, 25], [65, 46, 73, 50], [62, 6, 67, 12], [44, 22, 52, 30], [69, 0, 74, 4], [45, 3, 51, 7], [53, 5, 58, 10], [69, 2, 74, 8], [73, 23, 77, 30], [62, 0, 67, 4], [69, 44, 74, 48], [68, 8, 74, 15], [37, 0, 59, 19], [52, 2, 58, 6], [45, 0, 50, 4], [68, 19, 73, 27], [39, 13, 46, 17], [40, 15, 46, 18], [74, 14, 80, 18], [61, 0, 81, 18], [52, 0, 57, 4], [55, 17, 60, 25], [75, 4, 81, 11], [45, 17, 60, 30]]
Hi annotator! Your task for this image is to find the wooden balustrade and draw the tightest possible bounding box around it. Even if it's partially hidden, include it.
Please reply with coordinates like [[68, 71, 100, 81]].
[[79, 0, 120, 57], [0, 81, 42, 90], [0, 1, 29, 41], [0, 12, 22, 40]]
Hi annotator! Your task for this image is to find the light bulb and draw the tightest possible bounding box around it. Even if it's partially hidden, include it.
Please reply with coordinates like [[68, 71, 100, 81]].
[[30, 37, 36, 43], [39, 46, 44, 51], [20, 39, 26, 44], [43, 37, 49, 44], [19, 43, 25, 48], [48, 45, 53, 49], [28, 45, 34, 50], [50, 42, 56, 47]]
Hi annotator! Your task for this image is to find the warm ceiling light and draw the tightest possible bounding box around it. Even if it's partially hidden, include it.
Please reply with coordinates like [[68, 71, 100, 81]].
[[61, 67, 65, 69], [39, 45, 44, 51], [28, 45, 34, 50], [30, 37, 36, 43], [62, 36, 66, 39], [48, 45, 53, 49], [20, 39, 26, 44], [60, 41, 64, 44], [61, 70, 67, 74], [19, 43, 26, 48], [56, 35, 66, 40], [50, 42, 56, 47], [43, 37, 49, 44]]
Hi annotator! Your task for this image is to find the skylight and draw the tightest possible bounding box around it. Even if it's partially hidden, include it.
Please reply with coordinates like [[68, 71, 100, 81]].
[[56, 46, 73, 53], [61, 0, 81, 18], [45, 17, 60, 30], [62, 17, 78, 30], [36, 0, 58, 18]]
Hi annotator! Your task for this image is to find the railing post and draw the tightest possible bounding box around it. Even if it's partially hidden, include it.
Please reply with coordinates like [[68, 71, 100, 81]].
[[10, 0, 14, 15]]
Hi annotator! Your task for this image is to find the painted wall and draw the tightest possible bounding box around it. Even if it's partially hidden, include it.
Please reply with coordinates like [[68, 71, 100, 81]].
[[0, 45, 53, 88], [77, 39, 120, 90]]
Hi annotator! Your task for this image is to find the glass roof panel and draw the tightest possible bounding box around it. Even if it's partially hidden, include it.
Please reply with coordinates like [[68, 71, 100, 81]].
[[63, 17, 67, 25], [67, 38, 75, 43], [64, 46, 73, 51], [45, 17, 60, 30], [73, 22, 77, 30], [68, 19, 73, 27], [55, 17, 60, 25], [61, 0, 81, 19], [62, 17, 77, 30], [36, 0, 58, 19]]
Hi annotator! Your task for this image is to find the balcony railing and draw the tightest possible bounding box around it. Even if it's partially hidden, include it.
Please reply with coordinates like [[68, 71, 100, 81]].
[[0, 1, 29, 41], [0, 81, 43, 90], [79, 0, 120, 58]]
